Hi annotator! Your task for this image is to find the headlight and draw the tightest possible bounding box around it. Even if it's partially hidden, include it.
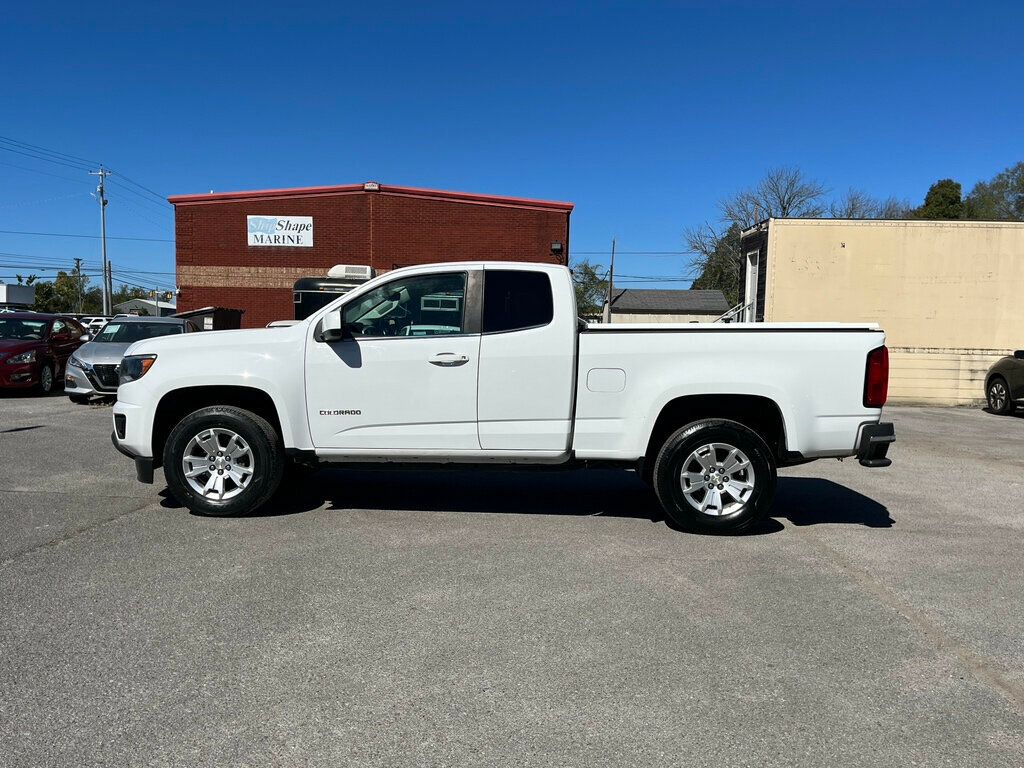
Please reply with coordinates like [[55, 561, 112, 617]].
[[68, 355, 89, 370], [119, 354, 157, 384], [6, 350, 36, 364]]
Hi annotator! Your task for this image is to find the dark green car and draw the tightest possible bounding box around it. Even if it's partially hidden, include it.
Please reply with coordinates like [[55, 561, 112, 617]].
[[986, 351, 1024, 415]]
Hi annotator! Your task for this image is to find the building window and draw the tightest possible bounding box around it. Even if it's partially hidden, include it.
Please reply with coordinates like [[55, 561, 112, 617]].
[[482, 270, 554, 333]]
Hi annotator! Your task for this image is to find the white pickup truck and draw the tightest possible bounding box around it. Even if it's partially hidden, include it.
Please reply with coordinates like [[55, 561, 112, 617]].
[[111, 262, 894, 533]]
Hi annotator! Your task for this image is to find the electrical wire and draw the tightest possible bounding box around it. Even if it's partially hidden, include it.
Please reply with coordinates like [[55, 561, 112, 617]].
[[0, 159, 94, 187], [0, 143, 94, 172], [106, 170, 169, 206], [0, 229, 174, 243], [106, 178, 173, 215], [0, 135, 98, 167]]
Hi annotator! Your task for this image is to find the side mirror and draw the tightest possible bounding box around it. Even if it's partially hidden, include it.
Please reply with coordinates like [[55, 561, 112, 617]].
[[1014, 350, 1024, 360], [318, 310, 351, 342], [80, 333, 91, 341]]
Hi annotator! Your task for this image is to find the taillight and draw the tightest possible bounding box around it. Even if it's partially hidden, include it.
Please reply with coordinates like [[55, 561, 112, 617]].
[[864, 345, 889, 408]]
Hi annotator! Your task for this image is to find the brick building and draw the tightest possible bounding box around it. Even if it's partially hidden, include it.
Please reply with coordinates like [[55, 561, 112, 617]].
[[169, 182, 574, 328]]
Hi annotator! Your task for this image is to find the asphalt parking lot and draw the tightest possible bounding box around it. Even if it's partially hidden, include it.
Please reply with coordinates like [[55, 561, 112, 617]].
[[1, 396, 1023, 767]]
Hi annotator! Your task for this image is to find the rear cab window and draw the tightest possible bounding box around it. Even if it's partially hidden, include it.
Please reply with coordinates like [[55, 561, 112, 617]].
[[482, 270, 554, 334]]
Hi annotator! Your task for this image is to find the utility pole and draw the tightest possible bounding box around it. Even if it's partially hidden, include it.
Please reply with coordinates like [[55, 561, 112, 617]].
[[602, 237, 616, 324], [90, 167, 110, 315], [106, 261, 114, 314], [73, 257, 83, 313]]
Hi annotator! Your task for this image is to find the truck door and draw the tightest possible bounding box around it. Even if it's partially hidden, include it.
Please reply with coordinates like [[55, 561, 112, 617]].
[[305, 269, 481, 451], [476, 267, 575, 451]]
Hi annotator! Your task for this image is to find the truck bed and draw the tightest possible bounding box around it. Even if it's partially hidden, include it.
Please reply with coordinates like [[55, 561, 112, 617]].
[[572, 322, 886, 461]]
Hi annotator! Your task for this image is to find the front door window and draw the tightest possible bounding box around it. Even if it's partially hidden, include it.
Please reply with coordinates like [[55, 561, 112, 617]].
[[343, 273, 466, 338]]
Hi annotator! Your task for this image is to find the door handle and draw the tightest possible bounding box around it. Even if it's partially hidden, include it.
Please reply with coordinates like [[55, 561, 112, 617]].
[[428, 353, 470, 367]]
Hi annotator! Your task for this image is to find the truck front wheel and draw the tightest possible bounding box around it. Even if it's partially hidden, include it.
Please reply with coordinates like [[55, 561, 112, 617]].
[[652, 419, 777, 534], [163, 406, 285, 517]]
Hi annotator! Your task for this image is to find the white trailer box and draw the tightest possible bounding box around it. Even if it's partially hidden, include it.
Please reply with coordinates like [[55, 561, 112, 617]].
[[0, 283, 35, 309]]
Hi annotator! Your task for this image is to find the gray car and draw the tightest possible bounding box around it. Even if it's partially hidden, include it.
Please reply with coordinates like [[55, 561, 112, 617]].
[[65, 316, 198, 402]]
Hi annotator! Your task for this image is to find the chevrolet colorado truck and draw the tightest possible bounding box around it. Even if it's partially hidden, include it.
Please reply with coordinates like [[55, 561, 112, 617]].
[[111, 262, 894, 534]]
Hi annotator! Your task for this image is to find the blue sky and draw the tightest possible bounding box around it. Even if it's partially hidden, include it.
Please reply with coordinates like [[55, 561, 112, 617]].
[[2, 0, 1022, 293]]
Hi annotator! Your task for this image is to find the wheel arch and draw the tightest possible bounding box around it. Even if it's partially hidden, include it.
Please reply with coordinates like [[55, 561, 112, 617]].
[[985, 367, 1008, 392], [641, 394, 790, 482], [152, 385, 284, 468]]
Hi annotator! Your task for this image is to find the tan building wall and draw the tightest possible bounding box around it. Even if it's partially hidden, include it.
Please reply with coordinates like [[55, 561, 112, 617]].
[[762, 219, 1024, 405], [611, 312, 717, 324]]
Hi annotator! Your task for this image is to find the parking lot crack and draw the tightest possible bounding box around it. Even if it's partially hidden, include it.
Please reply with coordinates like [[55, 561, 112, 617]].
[[805, 532, 1024, 718], [0, 498, 157, 570]]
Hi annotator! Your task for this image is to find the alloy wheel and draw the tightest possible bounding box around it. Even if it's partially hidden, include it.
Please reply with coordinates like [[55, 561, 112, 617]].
[[989, 380, 1008, 411], [181, 428, 255, 501], [679, 442, 756, 516]]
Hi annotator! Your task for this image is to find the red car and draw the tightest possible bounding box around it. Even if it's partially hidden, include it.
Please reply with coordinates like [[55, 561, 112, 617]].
[[0, 312, 88, 394]]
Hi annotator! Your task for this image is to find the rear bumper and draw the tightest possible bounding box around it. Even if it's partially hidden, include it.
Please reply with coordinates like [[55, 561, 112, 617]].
[[857, 422, 895, 467], [111, 430, 154, 484]]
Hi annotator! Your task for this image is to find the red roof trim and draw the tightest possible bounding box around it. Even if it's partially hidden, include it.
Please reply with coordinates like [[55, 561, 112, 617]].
[[167, 182, 574, 212]]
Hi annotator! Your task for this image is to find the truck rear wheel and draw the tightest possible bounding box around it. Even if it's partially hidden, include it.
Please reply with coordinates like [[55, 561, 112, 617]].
[[652, 419, 776, 534], [163, 406, 284, 517]]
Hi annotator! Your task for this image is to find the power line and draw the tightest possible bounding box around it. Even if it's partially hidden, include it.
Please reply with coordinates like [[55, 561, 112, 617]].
[[107, 170, 169, 206], [574, 251, 687, 256], [106, 178, 173, 215], [0, 134, 98, 167], [0, 250, 101, 264], [0, 143, 94, 172], [110, 196, 174, 230], [0, 229, 174, 243], [0, 191, 92, 209], [0, 159, 94, 186]]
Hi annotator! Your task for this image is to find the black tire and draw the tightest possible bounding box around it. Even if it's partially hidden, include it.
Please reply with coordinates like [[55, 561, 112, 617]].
[[162, 406, 285, 517], [652, 419, 777, 534], [69, 394, 90, 404], [36, 363, 54, 394], [987, 376, 1013, 415]]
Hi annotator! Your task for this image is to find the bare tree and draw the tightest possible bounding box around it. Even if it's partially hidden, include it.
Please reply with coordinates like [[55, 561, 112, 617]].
[[829, 188, 880, 218], [719, 166, 829, 228], [877, 196, 913, 219], [685, 167, 827, 305]]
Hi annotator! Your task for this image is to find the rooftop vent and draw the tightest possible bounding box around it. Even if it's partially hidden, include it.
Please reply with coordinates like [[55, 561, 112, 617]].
[[326, 264, 375, 281]]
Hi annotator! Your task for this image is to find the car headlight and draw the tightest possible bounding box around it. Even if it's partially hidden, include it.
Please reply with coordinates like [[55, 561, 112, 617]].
[[119, 354, 157, 384], [6, 350, 36, 364], [68, 355, 89, 370]]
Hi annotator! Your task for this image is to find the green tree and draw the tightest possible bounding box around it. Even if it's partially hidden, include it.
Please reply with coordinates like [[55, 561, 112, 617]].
[[687, 223, 742, 305], [686, 167, 827, 305], [29, 271, 100, 313], [965, 161, 1024, 221], [913, 179, 964, 220], [570, 259, 608, 317]]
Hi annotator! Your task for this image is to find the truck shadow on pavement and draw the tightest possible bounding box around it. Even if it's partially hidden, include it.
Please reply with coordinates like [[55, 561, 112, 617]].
[[161, 469, 893, 533]]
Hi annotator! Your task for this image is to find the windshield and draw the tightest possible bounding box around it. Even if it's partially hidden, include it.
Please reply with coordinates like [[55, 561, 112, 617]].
[[94, 321, 183, 343], [0, 319, 47, 340]]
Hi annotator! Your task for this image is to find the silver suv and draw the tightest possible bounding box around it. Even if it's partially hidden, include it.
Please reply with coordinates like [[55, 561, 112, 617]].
[[65, 316, 198, 402]]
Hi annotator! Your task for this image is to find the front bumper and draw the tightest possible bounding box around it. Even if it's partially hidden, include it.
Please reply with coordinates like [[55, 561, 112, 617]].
[[64, 365, 100, 397], [65, 362, 118, 396], [857, 422, 895, 467], [0, 362, 39, 389], [111, 431, 154, 484]]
